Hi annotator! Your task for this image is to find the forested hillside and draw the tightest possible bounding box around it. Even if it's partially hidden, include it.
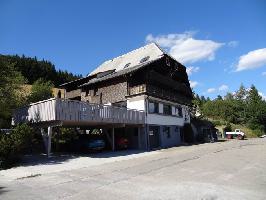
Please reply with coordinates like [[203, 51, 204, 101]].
[[193, 84, 266, 137], [0, 54, 82, 128], [0, 54, 82, 86]]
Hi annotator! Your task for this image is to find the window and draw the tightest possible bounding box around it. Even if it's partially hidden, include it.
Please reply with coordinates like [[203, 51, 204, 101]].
[[140, 56, 150, 63], [148, 101, 159, 113], [163, 126, 171, 138], [139, 85, 145, 93], [163, 104, 172, 115], [124, 63, 131, 68], [57, 90, 61, 98], [85, 91, 89, 96], [176, 106, 183, 117], [93, 88, 99, 96], [99, 93, 102, 104]]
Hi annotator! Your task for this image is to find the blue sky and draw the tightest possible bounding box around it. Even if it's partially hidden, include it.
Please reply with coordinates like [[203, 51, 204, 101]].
[[1, 0, 266, 99]]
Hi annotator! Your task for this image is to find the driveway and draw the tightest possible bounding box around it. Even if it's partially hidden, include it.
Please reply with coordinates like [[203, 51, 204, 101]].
[[0, 138, 266, 200]]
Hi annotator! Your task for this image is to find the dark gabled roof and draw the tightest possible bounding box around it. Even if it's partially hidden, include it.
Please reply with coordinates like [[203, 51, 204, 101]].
[[88, 43, 165, 76], [79, 56, 163, 87]]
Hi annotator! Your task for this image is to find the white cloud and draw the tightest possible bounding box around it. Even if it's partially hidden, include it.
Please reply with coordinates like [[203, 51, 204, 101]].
[[218, 84, 229, 91], [262, 72, 266, 76], [189, 80, 199, 88], [259, 92, 266, 100], [236, 48, 266, 71], [228, 41, 239, 48], [207, 88, 216, 93], [146, 31, 224, 64], [186, 66, 200, 76]]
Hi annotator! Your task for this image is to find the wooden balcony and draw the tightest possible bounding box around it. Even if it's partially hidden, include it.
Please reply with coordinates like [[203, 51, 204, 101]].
[[12, 98, 145, 127]]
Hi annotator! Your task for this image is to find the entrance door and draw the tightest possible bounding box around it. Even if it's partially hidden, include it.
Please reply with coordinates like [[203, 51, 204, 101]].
[[149, 126, 160, 149]]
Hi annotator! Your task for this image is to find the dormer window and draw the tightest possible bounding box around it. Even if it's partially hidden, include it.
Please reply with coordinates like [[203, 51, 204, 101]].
[[124, 63, 131, 68], [140, 56, 150, 64], [166, 57, 171, 66]]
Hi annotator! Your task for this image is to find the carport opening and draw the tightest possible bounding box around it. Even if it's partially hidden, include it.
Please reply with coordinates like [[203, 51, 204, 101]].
[[49, 126, 140, 154]]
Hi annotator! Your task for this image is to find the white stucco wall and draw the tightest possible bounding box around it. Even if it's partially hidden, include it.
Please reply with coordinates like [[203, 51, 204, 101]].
[[160, 126, 181, 148], [147, 114, 184, 126], [127, 95, 145, 111], [127, 95, 188, 126], [159, 103, 163, 113], [183, 106, 191, 123]]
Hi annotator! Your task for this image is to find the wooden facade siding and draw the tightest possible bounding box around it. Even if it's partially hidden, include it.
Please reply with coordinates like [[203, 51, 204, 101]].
[[12, 98, 145, 126], [65, 89, 81, 99], [81, 82, 127, 104]]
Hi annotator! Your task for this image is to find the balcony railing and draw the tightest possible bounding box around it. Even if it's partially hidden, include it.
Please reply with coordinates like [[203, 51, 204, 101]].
[[12, 98, 145, 126]]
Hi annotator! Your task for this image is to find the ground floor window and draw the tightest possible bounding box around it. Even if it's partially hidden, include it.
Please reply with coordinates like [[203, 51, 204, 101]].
[[163, 126, 171, 138]]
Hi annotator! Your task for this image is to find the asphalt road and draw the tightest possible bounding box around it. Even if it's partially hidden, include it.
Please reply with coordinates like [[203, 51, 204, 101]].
[[0, 138, 266, 200]]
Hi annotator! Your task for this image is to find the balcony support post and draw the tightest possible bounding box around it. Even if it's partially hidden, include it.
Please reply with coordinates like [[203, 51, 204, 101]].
[[138, 127, 141, 149], [47, 126, 52, 157], [112, 127, 115, 151]]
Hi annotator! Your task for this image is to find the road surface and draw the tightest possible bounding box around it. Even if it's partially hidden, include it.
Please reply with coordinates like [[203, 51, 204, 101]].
[[0, 138, 266, 200]]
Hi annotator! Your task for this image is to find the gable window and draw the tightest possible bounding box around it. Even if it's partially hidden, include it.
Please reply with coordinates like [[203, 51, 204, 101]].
[[176, 106, 183, 117], [163, 104, 172, 115], [124, 63, 131, 68], [148, 101, 159, 113]]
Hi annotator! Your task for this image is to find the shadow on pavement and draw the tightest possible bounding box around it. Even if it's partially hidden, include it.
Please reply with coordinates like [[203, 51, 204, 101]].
[[0, 186, 8, 195], [17, 149, 146, 167]]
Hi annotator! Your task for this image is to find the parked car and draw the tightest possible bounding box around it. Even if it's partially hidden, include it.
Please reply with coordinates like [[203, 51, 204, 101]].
[[72, 134, 106, 153], [225, 129, 245, 140], [87, 139, 105, 151], [116, 138, 129, 149]]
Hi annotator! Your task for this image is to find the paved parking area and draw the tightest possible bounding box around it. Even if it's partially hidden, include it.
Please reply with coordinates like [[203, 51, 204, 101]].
[[0, 138, 266, 200]]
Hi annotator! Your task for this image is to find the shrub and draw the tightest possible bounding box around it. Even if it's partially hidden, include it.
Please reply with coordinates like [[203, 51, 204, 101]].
[[212, 120, 222, 126], [52, 128, 79, 152], [252, 129, 264, 137], [223, 123, 232, 132], [0, 124, 34, 168]]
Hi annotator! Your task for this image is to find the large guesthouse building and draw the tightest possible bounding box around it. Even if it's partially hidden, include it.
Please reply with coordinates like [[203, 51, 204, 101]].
[[61, 43, 192, 149], [13, 43, 193, 152]]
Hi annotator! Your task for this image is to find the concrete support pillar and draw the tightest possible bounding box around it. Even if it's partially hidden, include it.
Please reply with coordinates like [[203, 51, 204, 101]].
[[146, 124, 150, 151], [112, 127, 115, 151], [41, 128, 47, 150], [47, 126, 52, 157], [138, 127, 141, 149]]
